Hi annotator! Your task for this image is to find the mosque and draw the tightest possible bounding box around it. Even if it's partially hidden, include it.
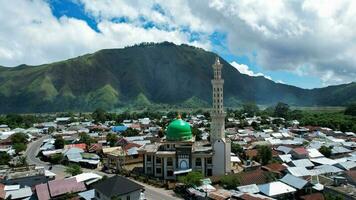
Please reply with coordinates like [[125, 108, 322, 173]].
[[139, 58, 231, 179]]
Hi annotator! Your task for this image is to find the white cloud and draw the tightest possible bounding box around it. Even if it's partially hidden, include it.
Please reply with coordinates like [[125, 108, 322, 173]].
[[0, 0, 355, 87], [230, 61, 272, 80], [0, 0, 211, 67]]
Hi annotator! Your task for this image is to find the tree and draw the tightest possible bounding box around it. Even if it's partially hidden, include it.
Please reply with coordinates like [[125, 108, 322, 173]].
[[92, 108, 108, 123], [16, 156, 28, 167], [344, 102, 356, 116], [13, 143, 27, 154], [54, 136, 65, 149], [65, 164, 82, 176], [274, 102, 290, 118], [178, 171, 203, 187], [242, 102, 259, 117], [11, 132, 28, 144], [257, 145, 272, 165], [0, 152, 11, 165], [231, 143, 243, 155], [106, 133, 118, 147], [78, 132, 94, 146], [220, 175, 240, 189], [192, 126, 202, 141], [122, 128, 139, 137], [319, 145, 332, 158], [49, 154, 63, 164]]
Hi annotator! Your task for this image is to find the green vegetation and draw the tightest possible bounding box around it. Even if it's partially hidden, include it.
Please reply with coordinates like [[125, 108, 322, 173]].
[[257, 145, 272, 165], [11, 133, 29, 154], [16, 156, 28, 167], [0, 114, 45, 128], [106, 133, 118, 147], [274, 102, 290, 118], [13, 143, 27, 154], [0, 152, 11, 165], [49, 154, 63, 164], [319, 146, 332, 158], [54, 136, 65, 149], [65, 164, 82, 176], [231, 143, 243, 155], [78, 132, 95, 146], [178, 171, 203, 187], [121, 128, 140, 137], [242, 102, 259, 117], [220, 174, 240, 189], [344, 102, 356, 116], [0, 42, 355, 113]]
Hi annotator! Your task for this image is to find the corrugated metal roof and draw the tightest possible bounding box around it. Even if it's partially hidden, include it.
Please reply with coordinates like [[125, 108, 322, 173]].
[[237, 184, 259, 194], [36, 183, 50, 200], [307, 148, 323, 158], [310, 157, 337, 165], [258, 181, 296, 196], [287, 167, 311, 177], [312, 164, 343, 175], [291, 159, 314, 168], [5, 187, 32, 199], [48, 178, 86, 197], [280, 174, 308, 189], [279, 154, 292, 163], [277, 146, 292, 154], [335, 161, 356, 170]]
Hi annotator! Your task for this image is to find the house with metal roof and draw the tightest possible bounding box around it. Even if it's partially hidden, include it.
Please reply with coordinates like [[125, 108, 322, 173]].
[[280, 174, 310, 190], [92, 175, 143, 200], [258, 181, 296, 198]]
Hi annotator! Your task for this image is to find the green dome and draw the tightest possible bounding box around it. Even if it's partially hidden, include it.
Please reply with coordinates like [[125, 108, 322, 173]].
[[166, 119, 192, 141]]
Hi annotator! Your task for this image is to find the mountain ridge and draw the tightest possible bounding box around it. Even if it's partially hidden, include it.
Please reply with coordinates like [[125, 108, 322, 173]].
[[0, 42, 355, 113]]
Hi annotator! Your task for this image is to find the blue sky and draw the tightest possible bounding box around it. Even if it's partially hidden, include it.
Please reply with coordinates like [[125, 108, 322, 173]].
[[0, 0, 354, 89]]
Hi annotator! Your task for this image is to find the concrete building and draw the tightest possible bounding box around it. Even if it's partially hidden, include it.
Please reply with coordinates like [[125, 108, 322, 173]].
[[139, 58, 231, 179]]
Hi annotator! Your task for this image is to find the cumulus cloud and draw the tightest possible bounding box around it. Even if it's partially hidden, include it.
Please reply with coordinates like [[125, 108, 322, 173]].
[[230, 61, 272, 80], [0, 0, 355, 87], [0, 0, 210, 67], [188, 0, 356, 85]]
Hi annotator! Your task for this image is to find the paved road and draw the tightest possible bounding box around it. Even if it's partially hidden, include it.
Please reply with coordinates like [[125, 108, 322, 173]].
[[25, 136, 182, 200]]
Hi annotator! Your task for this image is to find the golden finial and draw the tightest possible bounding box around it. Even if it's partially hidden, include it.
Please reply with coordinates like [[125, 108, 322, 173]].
[[177, 113, 182, 119]]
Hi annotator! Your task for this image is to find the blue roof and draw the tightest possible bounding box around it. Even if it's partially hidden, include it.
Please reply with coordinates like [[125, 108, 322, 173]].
[[112, 126, 128, 132]]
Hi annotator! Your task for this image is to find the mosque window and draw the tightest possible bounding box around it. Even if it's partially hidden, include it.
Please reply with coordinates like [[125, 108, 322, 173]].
[[156, 167, 162, 174], [156, 157, 161, 164], [207, 168, 212, 176], [195, 158, 202, 166], [167, 157, 173, 166], [207, 157, 212, 164], [147, 155, 151, 162]]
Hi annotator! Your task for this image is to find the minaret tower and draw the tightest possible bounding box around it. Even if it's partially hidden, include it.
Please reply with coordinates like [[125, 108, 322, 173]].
[[210, 57, 226, 143], [210, 57, 231, 176]]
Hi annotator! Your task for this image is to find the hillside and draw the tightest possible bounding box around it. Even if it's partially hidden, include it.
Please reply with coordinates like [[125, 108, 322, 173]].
[[0, 42, 355, 113]]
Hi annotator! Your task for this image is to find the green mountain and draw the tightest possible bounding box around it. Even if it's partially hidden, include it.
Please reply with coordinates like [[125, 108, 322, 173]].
[[0, 42, 355, 113]]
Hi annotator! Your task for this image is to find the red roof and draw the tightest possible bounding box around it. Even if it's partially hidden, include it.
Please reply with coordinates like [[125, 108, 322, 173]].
[[300, 193, 325, 200], [263, 163, 287, 172], [292, 147, 308, 155], [239, 193, 271, 200], [0, 183, 5, 199], [48, 178, 86, 197], [65, 143, 87, 150], [239, 169, 269, 186], [123, 143, 142, 152], [345, 170, 356, 181], [36, 183, 50, 200]]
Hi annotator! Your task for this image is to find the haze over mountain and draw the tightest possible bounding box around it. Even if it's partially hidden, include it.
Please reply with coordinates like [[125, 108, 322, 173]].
[[0, 42, 355, 113]]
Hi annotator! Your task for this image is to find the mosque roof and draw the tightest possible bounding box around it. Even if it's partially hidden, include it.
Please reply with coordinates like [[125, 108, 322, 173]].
[[166, 118, 192, 141]]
